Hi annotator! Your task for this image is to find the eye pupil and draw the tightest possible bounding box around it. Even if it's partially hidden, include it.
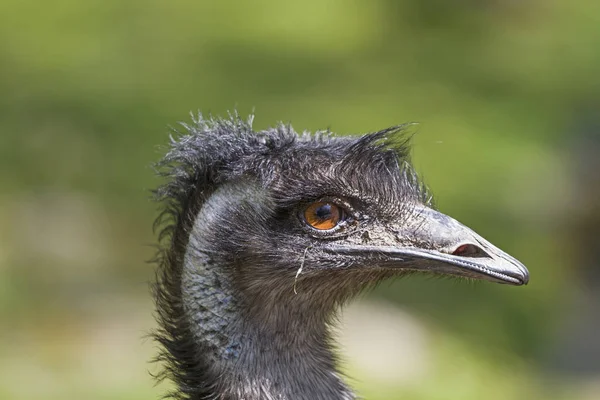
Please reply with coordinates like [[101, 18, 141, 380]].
[[315, 204, 332, 220], [304, 201, 343, 231]]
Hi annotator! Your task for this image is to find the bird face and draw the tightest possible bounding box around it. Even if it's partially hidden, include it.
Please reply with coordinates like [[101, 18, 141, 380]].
[[300, 199, 529, 285], [203, 129, 529, 294], [256, 194, 529, 290], [160, 120, 528, 302]]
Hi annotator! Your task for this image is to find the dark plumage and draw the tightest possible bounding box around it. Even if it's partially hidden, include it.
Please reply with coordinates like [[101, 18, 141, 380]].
[[152, 113, 529, 400]]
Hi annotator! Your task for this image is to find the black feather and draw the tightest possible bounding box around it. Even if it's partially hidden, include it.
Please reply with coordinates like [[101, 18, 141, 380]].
[[151, 112, 429, 400]]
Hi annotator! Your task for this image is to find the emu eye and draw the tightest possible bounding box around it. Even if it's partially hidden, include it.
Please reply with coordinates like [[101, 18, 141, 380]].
[[303, 202, 343, 230]]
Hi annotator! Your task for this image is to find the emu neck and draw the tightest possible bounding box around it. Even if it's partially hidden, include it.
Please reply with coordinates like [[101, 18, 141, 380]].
[[182, 236, 355, 400]]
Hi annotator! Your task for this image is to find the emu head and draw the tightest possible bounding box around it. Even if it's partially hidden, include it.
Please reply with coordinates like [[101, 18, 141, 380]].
[[153, 114, 529, 399], [155, 115, 528, 329]]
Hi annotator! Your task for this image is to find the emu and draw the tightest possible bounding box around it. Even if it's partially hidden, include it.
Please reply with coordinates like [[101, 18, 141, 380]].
[[152, 114, 529, 400]]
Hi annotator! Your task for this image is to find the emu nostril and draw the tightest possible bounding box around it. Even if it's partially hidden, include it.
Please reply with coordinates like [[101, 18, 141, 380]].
[[452, 243, 488, 258]]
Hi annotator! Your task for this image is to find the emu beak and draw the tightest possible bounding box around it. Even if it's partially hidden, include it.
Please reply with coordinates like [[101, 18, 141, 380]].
[[327, 206, 529, 286]]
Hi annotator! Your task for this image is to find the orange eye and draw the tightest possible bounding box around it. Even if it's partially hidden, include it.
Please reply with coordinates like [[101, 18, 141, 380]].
[[304, 202, 342, 230]]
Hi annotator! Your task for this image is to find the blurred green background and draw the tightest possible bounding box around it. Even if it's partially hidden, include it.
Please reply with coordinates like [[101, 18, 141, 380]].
[[1, 1, 599, 399]]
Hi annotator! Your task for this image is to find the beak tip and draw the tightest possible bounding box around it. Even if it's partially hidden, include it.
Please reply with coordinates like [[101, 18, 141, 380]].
[[511, 263, 530, 286], [520, 271, 530, 286]]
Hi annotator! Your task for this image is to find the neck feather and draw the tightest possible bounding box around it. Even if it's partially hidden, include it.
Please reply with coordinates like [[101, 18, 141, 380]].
[[155, 182, 360, 399], [178, 237, 355, 400]]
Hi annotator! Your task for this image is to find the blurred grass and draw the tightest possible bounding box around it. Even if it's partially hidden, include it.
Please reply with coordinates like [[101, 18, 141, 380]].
[[1, 0, 599, 398]]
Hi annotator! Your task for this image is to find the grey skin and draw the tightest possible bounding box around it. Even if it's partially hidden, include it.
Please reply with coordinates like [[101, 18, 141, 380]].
[[152, 114, 529, 400]]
